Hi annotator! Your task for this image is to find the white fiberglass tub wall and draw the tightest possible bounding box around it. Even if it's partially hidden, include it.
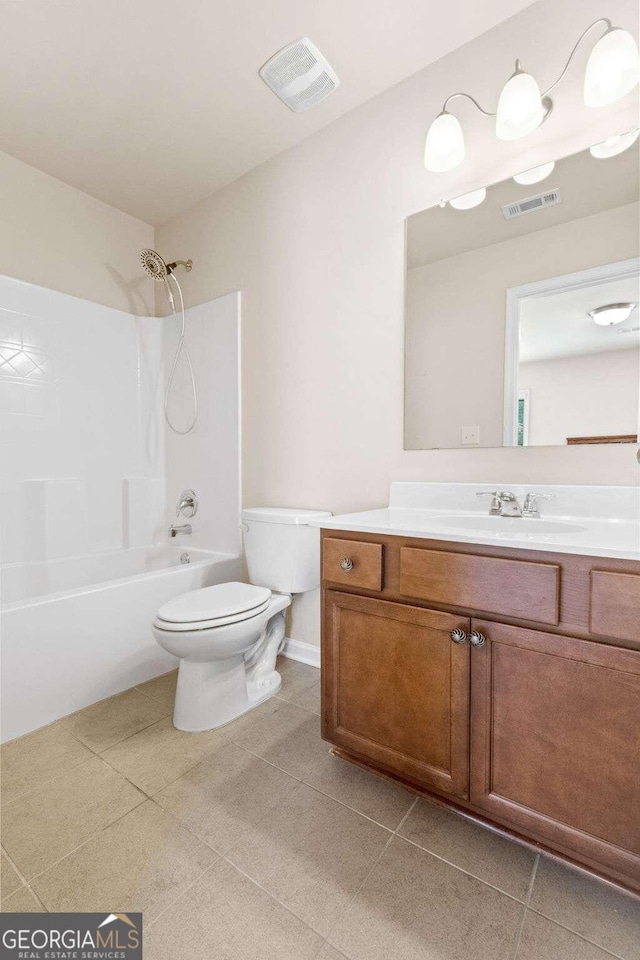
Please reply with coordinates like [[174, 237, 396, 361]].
[[0, 275, 241, 741], [0, 272, 165, 564]]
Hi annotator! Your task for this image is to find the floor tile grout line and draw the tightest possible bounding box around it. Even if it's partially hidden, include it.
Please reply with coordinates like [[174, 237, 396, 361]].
[[397, 832, 534, 906], [17, 792, 149, 890], [320, 796, 420, 953], [524, 906, 631, 960], [132, 683, 175, 708], [299, 779, 409, 833], [0, 752, 102, 810], [2, 692, 288, 809], [93, 714, 188, 757], [1, 844, 33, 893], [512, 853, 539, 960], [58, 690, 173, 751], [218, 855, 331, 943], [142, 861, 219, 931], [94, 706, 316, 799], [1, 746, 151, 812]]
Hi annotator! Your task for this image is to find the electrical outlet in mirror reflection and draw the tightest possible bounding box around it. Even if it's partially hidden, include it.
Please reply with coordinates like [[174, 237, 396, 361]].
[[461, 425, 480, 445]]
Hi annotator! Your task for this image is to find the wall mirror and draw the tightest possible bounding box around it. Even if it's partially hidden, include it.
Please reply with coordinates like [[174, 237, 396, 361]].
[[404, 139, 640, 449]]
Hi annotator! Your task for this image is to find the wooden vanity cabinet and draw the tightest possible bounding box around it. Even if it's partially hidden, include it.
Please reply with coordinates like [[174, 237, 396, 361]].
[[320, 530, 640, 893], [323, 591, 471, 799], [470, 620, 640, 887]]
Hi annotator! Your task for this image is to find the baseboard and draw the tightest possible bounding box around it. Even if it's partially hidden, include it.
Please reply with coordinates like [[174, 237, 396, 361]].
[[281, 638, 320, 669]]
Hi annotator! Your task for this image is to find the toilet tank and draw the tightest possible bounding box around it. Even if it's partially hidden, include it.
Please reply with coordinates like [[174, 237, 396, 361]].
[[242, 507, 332, 594]]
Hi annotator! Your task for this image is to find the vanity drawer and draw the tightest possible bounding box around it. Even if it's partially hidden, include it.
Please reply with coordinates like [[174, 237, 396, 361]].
[[590, 570, 640, 642], [399, 547, 560, 624], [322, 538, 383, 591]]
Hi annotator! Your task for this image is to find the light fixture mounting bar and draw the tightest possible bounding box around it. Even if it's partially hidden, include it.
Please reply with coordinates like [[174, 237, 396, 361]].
[[442, 92, 496, 118], [542, 17, 611, 96]]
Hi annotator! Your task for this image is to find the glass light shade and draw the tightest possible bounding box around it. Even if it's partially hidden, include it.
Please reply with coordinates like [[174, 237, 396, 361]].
[[590, 128, 639, 158], [424, 111, 465, 172], [584, 28, 639, 107], [449, 187, 487, 210], [496, 69, 545, 140], [589, 303, 636, 326], [513, 161, 555, 185]]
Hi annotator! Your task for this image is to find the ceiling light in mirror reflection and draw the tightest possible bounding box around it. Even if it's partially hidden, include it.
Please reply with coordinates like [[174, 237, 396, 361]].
[[405, 140, 639, 451], [449, 187, 486, 210], [589, 303, 637, 326], [590, 128, 640, 159], [513, 161, 555, 185]]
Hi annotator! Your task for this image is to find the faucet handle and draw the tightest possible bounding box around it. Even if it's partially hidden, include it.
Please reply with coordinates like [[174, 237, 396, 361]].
[[176, 489, 198, 519], [523, 492, 555, 517], [476, 491, 502, 515]]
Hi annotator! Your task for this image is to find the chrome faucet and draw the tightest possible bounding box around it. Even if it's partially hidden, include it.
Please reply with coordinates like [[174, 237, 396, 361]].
[[169, 523, 192, 538], [476, 490, 556, 518], [476, 491, 523, 517], [522, 492, 555, 518]]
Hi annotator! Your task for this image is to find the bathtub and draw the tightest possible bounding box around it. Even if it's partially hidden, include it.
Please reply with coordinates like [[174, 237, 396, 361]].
[[0, 545, 242, 742]]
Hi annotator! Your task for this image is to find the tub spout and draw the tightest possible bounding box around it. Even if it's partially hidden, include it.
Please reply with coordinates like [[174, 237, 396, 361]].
[[169, 523, 192, 538]]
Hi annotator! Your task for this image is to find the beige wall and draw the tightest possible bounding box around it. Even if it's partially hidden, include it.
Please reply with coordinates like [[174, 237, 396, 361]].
[[153, 0, 639, 645], [519, 348, 639, 445], [405, 202, 639, 449], [0, 150, 155, 315]]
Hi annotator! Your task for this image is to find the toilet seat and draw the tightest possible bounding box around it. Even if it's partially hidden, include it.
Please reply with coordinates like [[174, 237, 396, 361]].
[[155, 581, 271, 632]]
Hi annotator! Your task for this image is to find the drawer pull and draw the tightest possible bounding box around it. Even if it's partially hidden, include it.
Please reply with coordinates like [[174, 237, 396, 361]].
[[450, 628, 467, 645], [469, 630, 486, 648], [340, 558, 354, 572]]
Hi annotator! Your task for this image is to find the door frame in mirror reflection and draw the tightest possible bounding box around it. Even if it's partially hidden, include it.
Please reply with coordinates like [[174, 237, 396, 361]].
[[503, 257, 640, 446]]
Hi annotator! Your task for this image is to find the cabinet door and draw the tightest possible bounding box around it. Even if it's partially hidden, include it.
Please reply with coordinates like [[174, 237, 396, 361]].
[[323, 590, 471, 799], [470, 619, 640, 888]]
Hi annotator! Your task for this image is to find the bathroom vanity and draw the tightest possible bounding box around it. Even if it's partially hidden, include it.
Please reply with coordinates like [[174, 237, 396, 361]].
[[317, 483, 640, 894]]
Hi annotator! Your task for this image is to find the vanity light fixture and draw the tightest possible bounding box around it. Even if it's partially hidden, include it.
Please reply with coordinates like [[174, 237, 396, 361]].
[[588, 303, 637, 325], [584, 28, 640, 106], [423, 18, 639, 172], [423, 111, 465, 172], [513, 161, 556, 185], [495, 62, 549, 141], [590, 127, 640, 158], [449, 187, 487, 210]]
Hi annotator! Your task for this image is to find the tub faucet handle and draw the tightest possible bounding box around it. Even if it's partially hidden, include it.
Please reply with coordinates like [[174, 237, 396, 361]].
[[176, 489, 198, 518]]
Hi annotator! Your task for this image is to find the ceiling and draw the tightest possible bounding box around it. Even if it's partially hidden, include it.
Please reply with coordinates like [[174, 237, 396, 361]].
[[0, 0, 535, 226], [520, 276, 640, 363], [407, 141, 640, 269]]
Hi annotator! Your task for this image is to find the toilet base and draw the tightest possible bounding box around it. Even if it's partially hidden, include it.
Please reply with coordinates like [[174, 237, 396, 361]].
[[172, 605, 289, 733]]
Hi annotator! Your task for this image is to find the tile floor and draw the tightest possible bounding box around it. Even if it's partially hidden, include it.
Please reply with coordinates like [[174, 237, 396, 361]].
[[1, 657, 639, 959]]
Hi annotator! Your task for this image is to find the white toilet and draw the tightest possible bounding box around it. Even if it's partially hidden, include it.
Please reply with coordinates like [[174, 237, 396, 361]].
[[152, 507, 330, 732]]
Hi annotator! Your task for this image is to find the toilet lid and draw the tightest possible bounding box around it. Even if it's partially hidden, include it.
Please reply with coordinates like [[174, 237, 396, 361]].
[[157, 581, 271, 625]]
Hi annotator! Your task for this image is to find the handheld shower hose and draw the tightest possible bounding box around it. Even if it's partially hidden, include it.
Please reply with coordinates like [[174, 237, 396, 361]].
[[140, 249, 197, 435]]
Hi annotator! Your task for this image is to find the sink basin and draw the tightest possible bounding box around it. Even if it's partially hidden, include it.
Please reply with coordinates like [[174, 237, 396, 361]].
[[427, 515, 586, 537]]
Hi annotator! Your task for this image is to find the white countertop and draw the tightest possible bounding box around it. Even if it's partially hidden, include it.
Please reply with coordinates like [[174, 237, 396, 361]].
[[312, 483, 640, 562]]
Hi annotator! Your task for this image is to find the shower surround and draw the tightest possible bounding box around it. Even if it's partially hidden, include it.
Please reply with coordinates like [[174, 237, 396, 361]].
[[0, 273, 241, 741]]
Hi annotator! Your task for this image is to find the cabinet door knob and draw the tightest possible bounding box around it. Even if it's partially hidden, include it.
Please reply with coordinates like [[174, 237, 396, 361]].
[[450, 628, 467, 644], [469, 630, 486, 647], [340, 558, 354, 571]]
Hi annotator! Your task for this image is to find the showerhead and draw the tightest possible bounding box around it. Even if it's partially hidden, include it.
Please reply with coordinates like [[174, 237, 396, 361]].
[[140, 248, 168, 281], [140, 249, 193, 280]]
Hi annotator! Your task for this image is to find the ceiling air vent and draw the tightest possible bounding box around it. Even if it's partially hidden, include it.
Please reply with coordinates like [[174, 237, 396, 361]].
[[259, 37, 340, 112], [502, 188, 561, 220]]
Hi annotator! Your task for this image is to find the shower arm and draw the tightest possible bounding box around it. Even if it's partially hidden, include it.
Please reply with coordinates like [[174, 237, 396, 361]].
[[166, 259, 193, 274]]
